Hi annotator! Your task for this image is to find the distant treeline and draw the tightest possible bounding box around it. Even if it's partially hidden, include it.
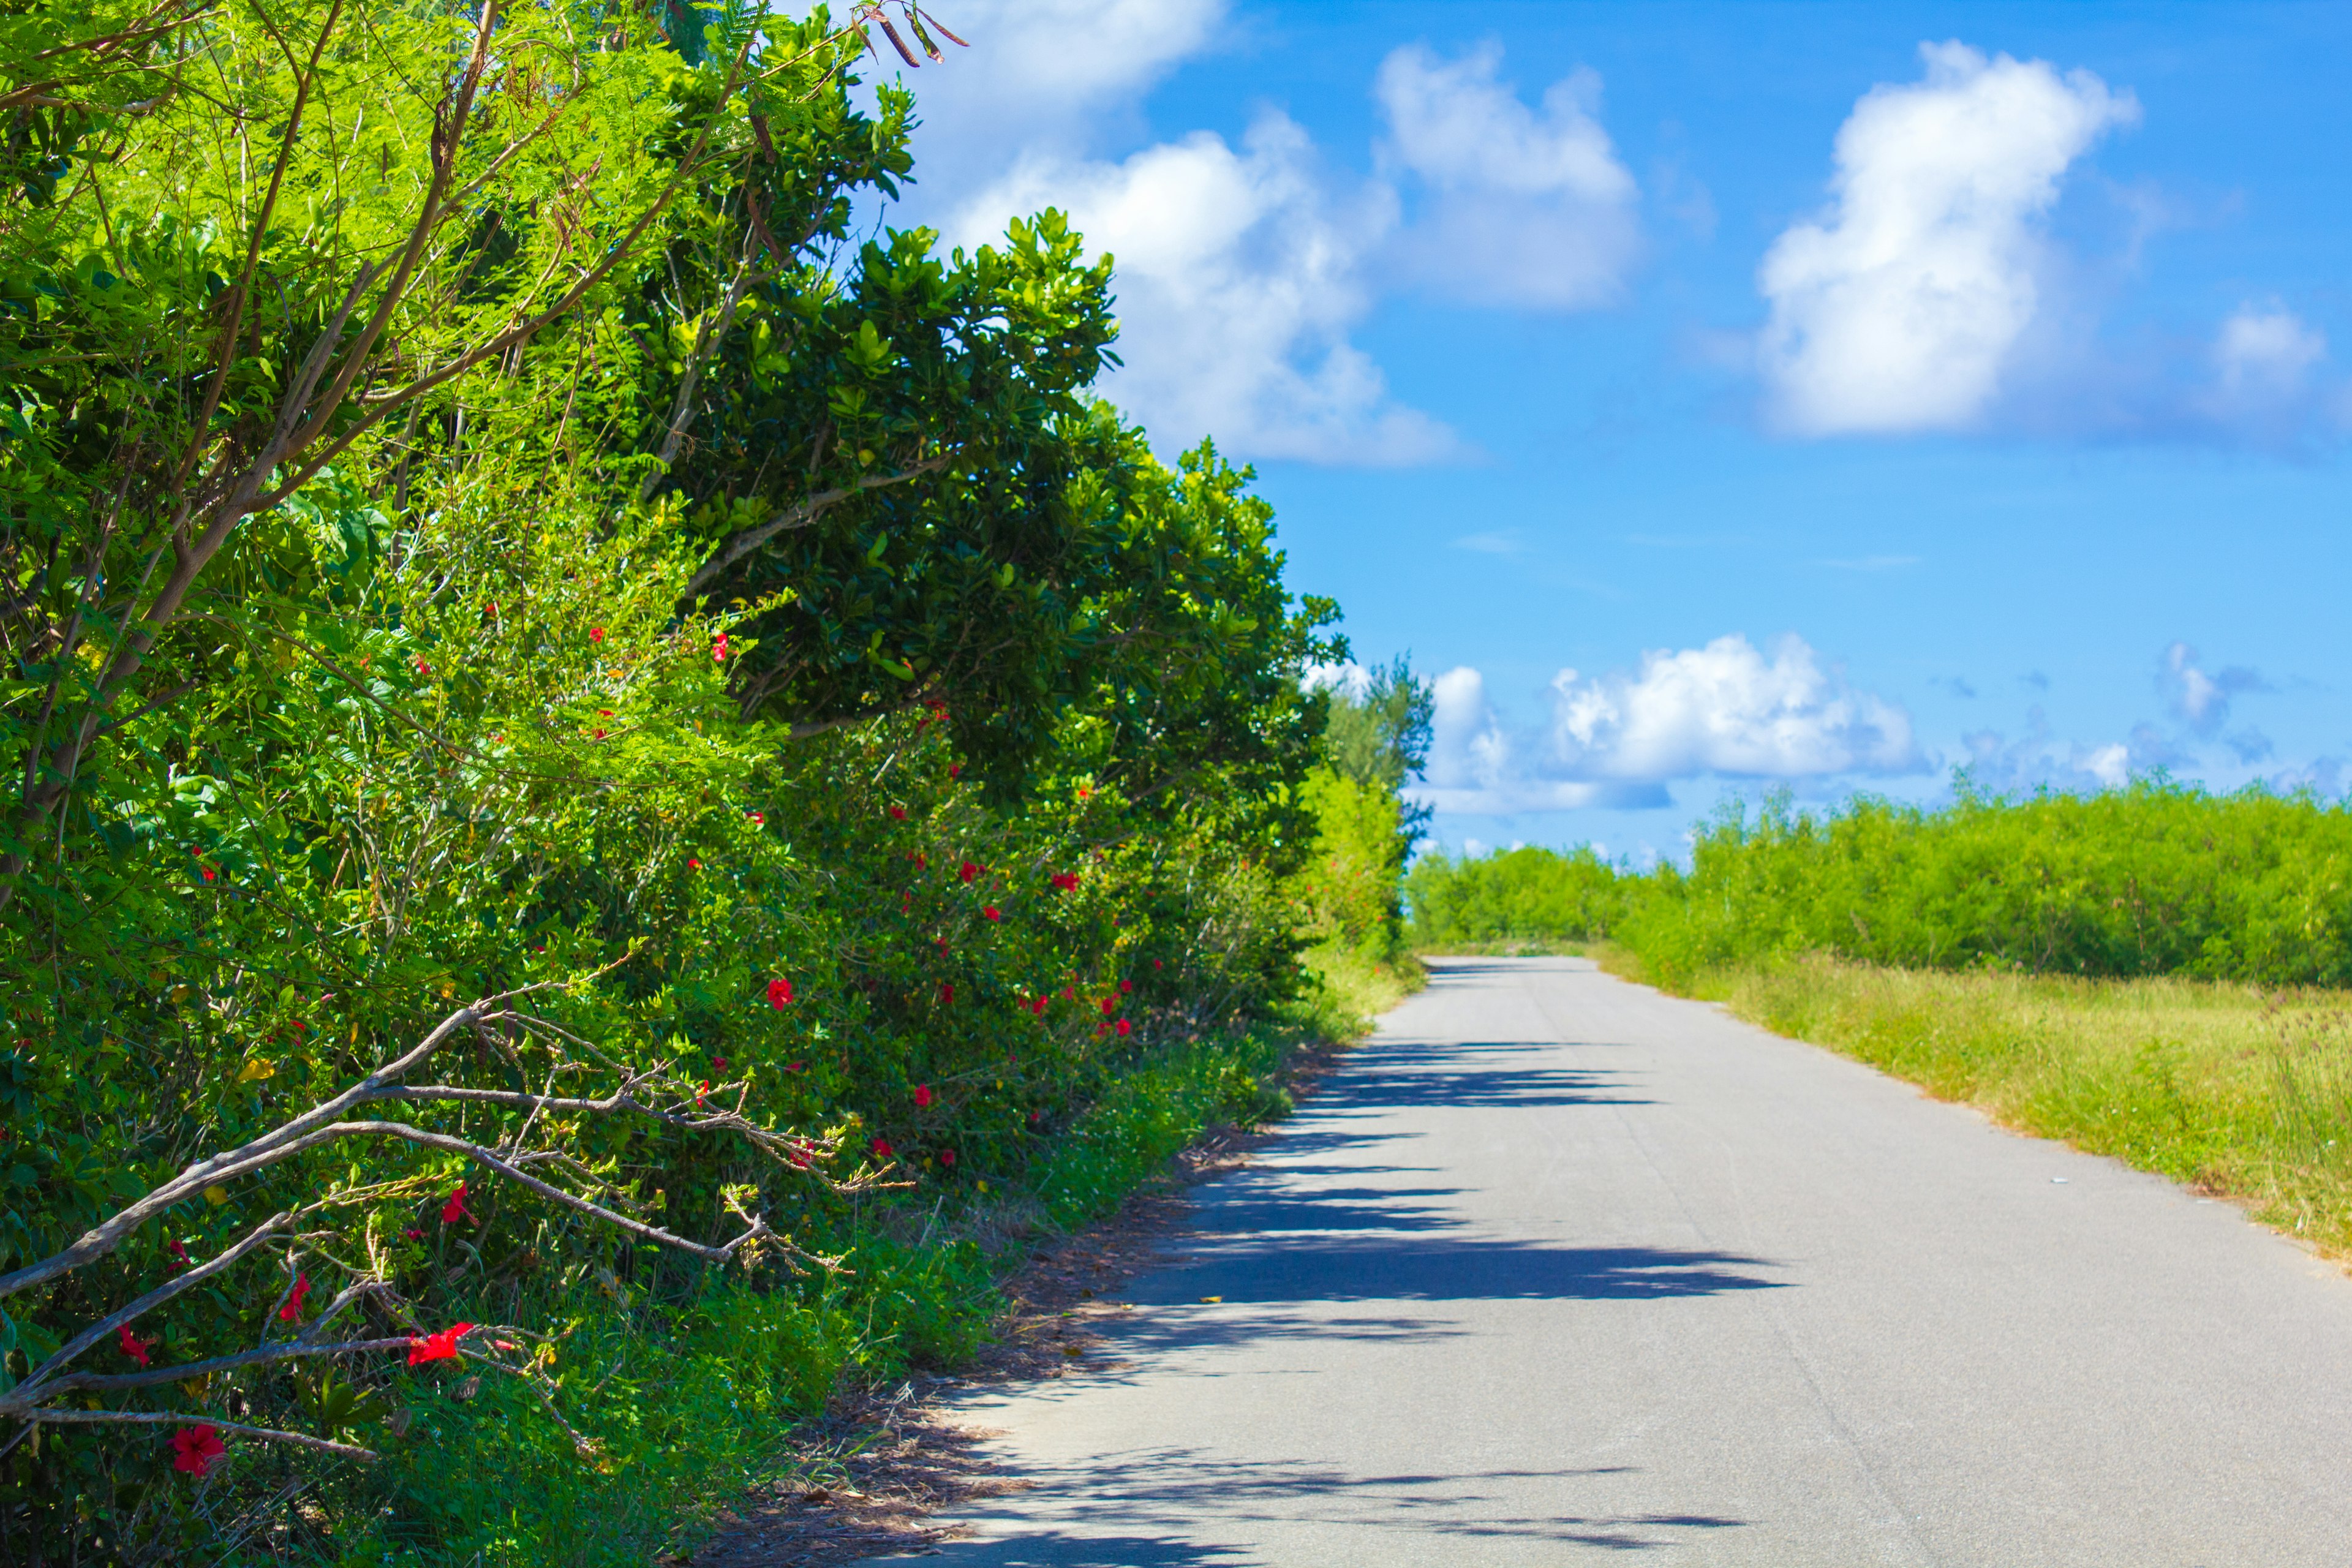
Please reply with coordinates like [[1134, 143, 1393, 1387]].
[[1406, 783, 2352, 986]]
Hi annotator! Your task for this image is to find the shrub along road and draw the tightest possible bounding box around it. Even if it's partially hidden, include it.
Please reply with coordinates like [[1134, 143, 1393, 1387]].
[[896, 957, 2352, 1566]]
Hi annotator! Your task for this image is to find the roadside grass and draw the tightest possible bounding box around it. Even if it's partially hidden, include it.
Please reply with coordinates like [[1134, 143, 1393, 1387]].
[[1602, 947, 2352, 1257], [317, 995, 1393, 1568], [1297, 942, 1425, 1037]]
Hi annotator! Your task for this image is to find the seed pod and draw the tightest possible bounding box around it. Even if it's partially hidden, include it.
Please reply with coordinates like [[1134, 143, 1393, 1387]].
[[878, 17, 921, 66], [917, 7, 970, 47]]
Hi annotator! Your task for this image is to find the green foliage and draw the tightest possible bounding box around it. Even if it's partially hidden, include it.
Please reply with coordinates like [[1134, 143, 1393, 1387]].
[[0, 3, 1346, 1559], [1408, 782, 2352, 989], [1624, 782, 2352, 987], [1407, 843, 1626, 948]]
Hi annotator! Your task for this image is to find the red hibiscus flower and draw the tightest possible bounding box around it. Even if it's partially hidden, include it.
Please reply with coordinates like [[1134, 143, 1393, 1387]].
[[913, 1083, 933, 1107], [688, 858, 701, 870], [787, 1139, 813, 1170], [870, 1136, 894, 1159], [278, 1272, 310, 1322], [592, 728, 608, 741], [959, 860, 980, 884], [712, 634, 729, 662], [767, 977, 794, 1008], [116, 1323, 154, 1367], [1099, 997, 1117, 1017], [1031, 996, 1047, 1016], [939, 1148, 957, 1168], [404, 1227, 424, 1241], [1118, 979, 1133, 995], [787, 1060, 806, 1073], [440, 1183, 471, 1226], [948, 763, 961, 778], [406, 1321, 474, 1367], [172, 1423, 226, 1477], [1077, 786, 1090, 799], [1116, 1019, 1132, 1037], [982, 905, 1001, 922], [938, 982, 955, 1005], [589, 626, 606, 643], [888, 805, 908, 821], [747, 810, 764, 825], [712, 1056, 729, 1072], [1049, 872, 1079, 892], [1152, 959, 1163, 970]]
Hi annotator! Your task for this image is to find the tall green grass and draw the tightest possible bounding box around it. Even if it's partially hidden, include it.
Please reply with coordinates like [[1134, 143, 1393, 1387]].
[[1410, 781, 2352, 987]]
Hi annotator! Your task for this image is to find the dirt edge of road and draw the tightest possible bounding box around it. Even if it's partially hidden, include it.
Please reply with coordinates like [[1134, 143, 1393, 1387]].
[[684, 1035, 1355, 1565]]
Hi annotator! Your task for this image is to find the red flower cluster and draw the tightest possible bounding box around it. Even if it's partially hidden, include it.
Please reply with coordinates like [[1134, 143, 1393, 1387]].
[[982, 905, 1001, 922], [440, 1183, 471, 1226], [870, 1136, 894, 1159], [939, 1148, 957, 1168], [938, 982, 955, 1005], [1030, 996, 1047, 1016], [768, 977, 794, 1008], [1118, 980, 1133, 995], [888, 805, 908, 820], [688, 858, 702, 870], [712, 633, 730, 663], [913, 1084, 933, 1107], [959, 860, 981, 884], [948, 763, 961, 778], [1049, 872, 1079, 892], [589, 626, 606, 643], [278, 1272, 310, 1322], [1098, 997, 1117, 1017], [407, 1321, 473, 1366], [116, 1323, 153, 1367], [1116, 1019, 1133, 1037], [172, 1424, 225, 1477]]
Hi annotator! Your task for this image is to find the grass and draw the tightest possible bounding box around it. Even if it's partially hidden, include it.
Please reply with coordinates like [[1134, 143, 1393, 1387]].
[[1603, 946, 2352, 1256]]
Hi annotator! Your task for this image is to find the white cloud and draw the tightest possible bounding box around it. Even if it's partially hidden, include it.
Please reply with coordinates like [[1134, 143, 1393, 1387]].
[[1548, 635, 1918, 780], [1415, 635, 1920, 816], [949, 116, 1452, 464], [2208, 304, 2328, 429], [887, 0, 1227, 187], [2158, 641, 2267, 736], [1374, 42, 1640, 309], [1758, 41, 2136, 435]]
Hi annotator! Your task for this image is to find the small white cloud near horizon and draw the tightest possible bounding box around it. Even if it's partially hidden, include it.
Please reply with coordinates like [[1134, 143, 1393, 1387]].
[[1374, 41, 1642, 309], [1757, 41, 2138, 436], [1415, 635, 1921, 815]]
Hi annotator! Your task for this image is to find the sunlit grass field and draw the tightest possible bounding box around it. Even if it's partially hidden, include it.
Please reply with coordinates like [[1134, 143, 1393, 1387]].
[[1607, 950, 2352, 1256]]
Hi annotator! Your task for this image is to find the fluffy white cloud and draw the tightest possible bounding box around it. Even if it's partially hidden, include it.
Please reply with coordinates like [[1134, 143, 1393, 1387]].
[[886, 0, 1226, 187], [1374, 42, 1640, 308], [949, 116, 1453, 464], [1416, 635, 1920, 815], [1547, 635, 1918, 780], [1758, 42, 2136, 435]]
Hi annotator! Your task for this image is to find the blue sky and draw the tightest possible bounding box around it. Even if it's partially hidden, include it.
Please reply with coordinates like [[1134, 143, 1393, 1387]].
[[870, 1, 2351, 862]]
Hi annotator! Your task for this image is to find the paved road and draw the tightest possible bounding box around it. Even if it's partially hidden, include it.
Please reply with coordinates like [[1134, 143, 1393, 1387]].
[[904, 957, 2352, 1566]]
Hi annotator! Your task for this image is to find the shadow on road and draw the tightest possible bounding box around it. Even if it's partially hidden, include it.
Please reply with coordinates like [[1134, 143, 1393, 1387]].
[[920, 1449, 1748, 1561]]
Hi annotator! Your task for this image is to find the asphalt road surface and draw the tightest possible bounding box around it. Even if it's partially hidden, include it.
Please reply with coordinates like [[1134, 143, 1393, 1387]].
[[902, 957, 2352, 1566]]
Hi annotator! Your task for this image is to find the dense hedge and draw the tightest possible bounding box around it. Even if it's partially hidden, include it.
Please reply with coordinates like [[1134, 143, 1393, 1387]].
[[0, 5, 1369, 1559], [1409, 782, 2352, 987]]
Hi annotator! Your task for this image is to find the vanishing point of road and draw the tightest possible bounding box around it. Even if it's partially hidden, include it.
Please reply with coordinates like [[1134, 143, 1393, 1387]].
[[904, 957, 2352, 1566]]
